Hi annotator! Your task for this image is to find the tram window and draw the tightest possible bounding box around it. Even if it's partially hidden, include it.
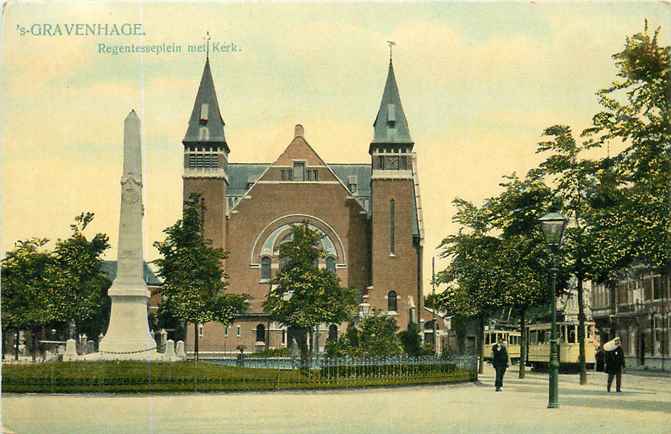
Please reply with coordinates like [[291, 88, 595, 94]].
[[568, 327, 576, 344], [538, 331, 545, 344], [531, 331, 538, 344], [485, 334, 489, 344]]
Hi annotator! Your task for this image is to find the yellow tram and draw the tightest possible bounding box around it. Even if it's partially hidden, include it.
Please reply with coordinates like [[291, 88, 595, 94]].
[[526, 321, 597, 369], [483, 328, 522, 363]]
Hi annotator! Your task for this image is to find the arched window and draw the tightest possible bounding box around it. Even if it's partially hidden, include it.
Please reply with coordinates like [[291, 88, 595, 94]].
[[256, 324, 266, 343], [387, 290, 398, 312], [328, 324, 338, 342], [389, 199, 396, 255], [325, 256, 336, 273], [261, 256, 271, 280]]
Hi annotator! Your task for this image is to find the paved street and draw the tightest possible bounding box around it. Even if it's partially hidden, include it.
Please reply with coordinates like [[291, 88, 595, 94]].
[[2, 365, 670, 434]]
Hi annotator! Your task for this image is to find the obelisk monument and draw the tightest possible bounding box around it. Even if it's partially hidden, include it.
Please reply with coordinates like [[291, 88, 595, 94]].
[[98, 110, 158, 359]]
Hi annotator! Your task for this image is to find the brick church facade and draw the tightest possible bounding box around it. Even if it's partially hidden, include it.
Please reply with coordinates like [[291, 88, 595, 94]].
[[183, 54, 424, 355]]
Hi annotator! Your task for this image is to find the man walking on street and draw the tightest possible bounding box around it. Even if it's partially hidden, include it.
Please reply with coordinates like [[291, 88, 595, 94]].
[[492, 338, 509, 392], [605, 337, 625, 393]]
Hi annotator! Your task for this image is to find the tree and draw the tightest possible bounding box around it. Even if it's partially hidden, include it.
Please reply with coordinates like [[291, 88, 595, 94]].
[[49, 212, 111, 339], [264, 223, 358, 367], [583, 21, 671, 274], [399, 321, 424, 357], [1, 239, 54, 360], [153, 194, 247, 361], [436, 198, 505, 373], [488, 174, 554, 378]]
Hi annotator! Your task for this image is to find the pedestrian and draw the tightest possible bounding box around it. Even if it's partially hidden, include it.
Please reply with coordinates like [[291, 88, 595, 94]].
[[492, 338, 509, 392], [604, 337, 625, 393]]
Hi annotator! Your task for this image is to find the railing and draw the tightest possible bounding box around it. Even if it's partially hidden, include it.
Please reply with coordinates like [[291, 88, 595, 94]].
[[210, 354, 478, 373]]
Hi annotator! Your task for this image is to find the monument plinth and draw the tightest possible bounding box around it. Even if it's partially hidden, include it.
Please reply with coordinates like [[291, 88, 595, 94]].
[[97, 110, 159, 359]]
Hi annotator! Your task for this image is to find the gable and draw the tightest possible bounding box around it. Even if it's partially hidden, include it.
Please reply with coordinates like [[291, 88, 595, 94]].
[[273, 136, 328, 167]]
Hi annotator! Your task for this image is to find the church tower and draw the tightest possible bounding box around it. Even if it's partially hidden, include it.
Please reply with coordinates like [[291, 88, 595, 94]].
[[182, 56, 229, 249], [369, 55, 423, 330]]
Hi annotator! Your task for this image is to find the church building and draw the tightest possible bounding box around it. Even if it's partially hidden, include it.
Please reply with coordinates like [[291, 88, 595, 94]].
[[183, 53, 425, 355]]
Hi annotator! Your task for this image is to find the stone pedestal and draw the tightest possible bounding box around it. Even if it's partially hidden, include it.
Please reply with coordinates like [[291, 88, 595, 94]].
[[63, 339, 78, 361]]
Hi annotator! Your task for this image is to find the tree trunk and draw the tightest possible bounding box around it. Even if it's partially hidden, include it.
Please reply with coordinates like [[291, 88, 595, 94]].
[[478, 314, 485, 374], [194, 322, 199, 362], [15, 329, 20, 361], [31, 326, 38, 362], [577, 275, 587, 385], [519, 307, 527, 379], [296, 328, 310, 371]]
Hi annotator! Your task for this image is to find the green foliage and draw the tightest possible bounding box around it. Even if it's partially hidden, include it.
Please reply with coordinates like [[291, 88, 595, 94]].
[[264, 223, 358, 362], [48, 212, 111, 331], [399, 322, 423, 357], [2, 361, 473, 393], [153, 194, 248, 328], [1, 238, 54, 331], [326, 315, 404, 358], [583, 21, 671, 273]]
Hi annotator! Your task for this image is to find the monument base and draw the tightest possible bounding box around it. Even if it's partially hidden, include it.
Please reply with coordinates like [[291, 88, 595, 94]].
[[98, 282, 158, 357]]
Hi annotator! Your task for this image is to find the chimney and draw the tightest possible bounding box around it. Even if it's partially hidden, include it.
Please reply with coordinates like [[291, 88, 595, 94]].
[[294, 124, 304, 138]]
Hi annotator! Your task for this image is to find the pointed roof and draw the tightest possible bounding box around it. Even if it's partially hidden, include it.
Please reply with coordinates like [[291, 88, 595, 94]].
[[371, 60, 412, 146], [183, 58, 228, 151]]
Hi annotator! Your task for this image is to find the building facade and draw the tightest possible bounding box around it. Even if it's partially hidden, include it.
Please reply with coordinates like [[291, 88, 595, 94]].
[[182, 55, 424, 355], [591, 270, 671, 370]]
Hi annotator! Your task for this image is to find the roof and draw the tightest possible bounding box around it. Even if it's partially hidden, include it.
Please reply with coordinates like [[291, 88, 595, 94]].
[[328, 164, 372, 198], [183, 58, 228, 151], [226, 163, 270, 197], [371, 60, 412, 145], [100, 260, 163, 286]]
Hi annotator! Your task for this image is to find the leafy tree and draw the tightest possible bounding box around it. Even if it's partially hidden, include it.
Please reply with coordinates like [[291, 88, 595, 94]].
[[1, 239, 54, 360], [436, 198, 505, 373], [48, 212, 111, 339], [264, 223, 358, 367], [153, 194, 248, 361], [488, 174, 554, 378], [583, 21, 671, 274]]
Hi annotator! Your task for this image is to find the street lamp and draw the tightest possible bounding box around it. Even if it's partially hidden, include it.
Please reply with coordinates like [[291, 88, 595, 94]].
[[539, 211, 568, 409]]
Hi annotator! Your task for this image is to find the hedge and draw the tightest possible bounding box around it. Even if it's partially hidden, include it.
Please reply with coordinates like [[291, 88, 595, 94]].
[[2, 361, 475, 394]]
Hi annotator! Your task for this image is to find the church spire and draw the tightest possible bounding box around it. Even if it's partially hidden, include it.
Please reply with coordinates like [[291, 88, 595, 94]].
[[183, 56, 228, 152], [371, 54, 412, 148]]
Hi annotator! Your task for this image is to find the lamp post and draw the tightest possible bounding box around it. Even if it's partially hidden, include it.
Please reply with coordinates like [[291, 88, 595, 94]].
[[539, 211, 568, 409]]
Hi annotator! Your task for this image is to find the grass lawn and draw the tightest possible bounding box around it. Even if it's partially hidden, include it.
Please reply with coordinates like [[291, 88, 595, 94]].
[[2, 361, 475, 393]]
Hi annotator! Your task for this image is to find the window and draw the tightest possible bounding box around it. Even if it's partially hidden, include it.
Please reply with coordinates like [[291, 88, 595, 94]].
[[653, 275, 663, 300], [224, 326, 229, 337], [307, 169, 319, 181], [328, 324, 338, 342], [348, 175, 358, 193], [325, 256, 336, 274], [384, 156, 400, 170], [236, 325, 241, 337], [643, 277, 653, 301], [400, 156, 408, 170], [200, 103, 209, 122], [261, 256, 271, 280], [198, 323, 204, 338], [198, 126, 209, 141], [293, 161, 305, 181], [281, 169, 292, 181], [375, 156, 384, 170], [389, 199, 396, 255], [282, 329, 286, 345], [387, 103, 396, 127], [387, 290, 398, 312], [256, 324, 266, 343]]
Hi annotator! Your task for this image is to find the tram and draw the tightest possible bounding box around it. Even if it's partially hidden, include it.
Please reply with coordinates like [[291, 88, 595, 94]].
[[526, 321, 597, 369], [483, 328, 521, 363]]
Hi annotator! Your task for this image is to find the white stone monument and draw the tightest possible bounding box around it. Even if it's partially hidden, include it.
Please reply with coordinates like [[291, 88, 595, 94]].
[[164, 339, 177, 361], [95, 110, 160, 360], [63, 339, 78, 362], [176, 341, 186, 360]]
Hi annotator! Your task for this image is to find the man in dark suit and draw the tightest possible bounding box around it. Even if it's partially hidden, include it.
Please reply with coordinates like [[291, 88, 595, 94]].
[[492, 339, 509, 392], [605, 337, 625, 393]]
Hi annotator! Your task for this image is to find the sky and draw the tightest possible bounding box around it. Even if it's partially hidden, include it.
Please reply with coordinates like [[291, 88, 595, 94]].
[[2, 1, 669, 293]]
